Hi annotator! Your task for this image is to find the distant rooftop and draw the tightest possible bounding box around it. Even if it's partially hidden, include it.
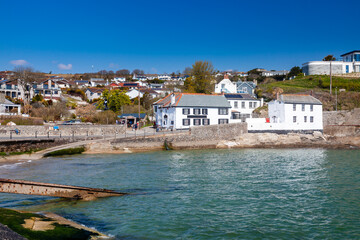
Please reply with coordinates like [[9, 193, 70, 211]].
[[279, 94, 322, 105]]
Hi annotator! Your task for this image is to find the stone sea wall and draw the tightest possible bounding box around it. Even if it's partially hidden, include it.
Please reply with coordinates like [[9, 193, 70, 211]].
[[0, 125, 126, 137]]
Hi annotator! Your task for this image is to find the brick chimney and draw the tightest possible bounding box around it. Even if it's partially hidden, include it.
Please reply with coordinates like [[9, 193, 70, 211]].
[[224, 74, 229, 79]]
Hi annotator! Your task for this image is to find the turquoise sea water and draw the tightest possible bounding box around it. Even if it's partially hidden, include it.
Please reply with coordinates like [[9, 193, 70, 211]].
[[0, 149, 359, 239]]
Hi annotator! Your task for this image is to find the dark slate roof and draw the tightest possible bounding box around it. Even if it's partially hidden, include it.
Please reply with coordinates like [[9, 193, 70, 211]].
[[340, 50, 360, 57], [224, 93, 257, 100], [279, 94, 322, 105], [119, 113, 147, 119], [155, 93, 231, 108]]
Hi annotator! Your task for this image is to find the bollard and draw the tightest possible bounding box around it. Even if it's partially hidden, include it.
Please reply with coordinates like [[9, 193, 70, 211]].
[[10, 131, 12, 139], [35, 131, 37, 138], [47, 132, 49, 138]]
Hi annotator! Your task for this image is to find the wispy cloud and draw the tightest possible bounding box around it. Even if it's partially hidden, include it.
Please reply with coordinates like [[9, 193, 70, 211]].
[[109, 63, 119, 69], [58, 63, 72, 70], [10, 60, 28, 66]]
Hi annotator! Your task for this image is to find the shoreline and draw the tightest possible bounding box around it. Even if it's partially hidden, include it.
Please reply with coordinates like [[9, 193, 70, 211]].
[[1, 133, 359, 165]]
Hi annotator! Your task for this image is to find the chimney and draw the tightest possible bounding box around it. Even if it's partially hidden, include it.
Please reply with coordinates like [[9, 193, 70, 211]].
[[260, 98, 264, 107], [276, 92, 280, 100], [224, 74, 229, 79], [171, 93, 175, 105]]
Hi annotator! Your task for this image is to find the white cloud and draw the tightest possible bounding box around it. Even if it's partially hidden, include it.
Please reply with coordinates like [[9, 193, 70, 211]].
[[58, 63, 72, 70], [10, 60, 28, 66]]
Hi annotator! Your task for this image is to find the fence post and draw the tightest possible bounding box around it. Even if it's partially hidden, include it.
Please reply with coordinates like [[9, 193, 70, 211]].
[[47, 132, 49, 138], [35, 131, 37, 138], [144, 128, 145, 139], [135, 129, 136, 139], [10, 131, 12, 139], [60, 131, 61, 138], [72, 130, 74, 141]]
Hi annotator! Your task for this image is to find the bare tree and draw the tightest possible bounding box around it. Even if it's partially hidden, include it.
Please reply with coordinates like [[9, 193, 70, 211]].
[[116, 69, 130, 76], [12, 66, 41, 105]]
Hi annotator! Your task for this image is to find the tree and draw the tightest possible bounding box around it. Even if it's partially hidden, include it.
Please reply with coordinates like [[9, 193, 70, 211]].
[[132, 69, 144, 75], [189, 61, 215, 94], [141, 92, 153, 110], [287, 66, 302, 79], [97, 89, 131, 112], [75, 104, 97, 122], [12, 66, 41, 105], [116, 69, 130, 76], [323, 55, 336, 61]]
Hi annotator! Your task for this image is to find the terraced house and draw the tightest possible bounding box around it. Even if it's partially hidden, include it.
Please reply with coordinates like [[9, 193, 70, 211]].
[[153, 93, 231, 130]]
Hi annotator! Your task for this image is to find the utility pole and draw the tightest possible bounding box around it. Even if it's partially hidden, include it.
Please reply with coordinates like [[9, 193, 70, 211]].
[[335, 87, 338, 111], [138, 86, 141, 128], [329, 60, 332, 95]]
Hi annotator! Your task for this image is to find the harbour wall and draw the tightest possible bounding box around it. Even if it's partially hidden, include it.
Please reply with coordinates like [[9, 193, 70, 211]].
[[0, 125, 126, 137]]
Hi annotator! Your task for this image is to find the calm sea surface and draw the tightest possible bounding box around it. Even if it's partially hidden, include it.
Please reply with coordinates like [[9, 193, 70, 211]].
[[0, 149, 359, 239]]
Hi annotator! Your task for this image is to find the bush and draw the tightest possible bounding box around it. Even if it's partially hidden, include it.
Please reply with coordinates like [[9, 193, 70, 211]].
[[30, 102, 70, 121], [0, 116, 43, 125], [93, 110, 117, 124]]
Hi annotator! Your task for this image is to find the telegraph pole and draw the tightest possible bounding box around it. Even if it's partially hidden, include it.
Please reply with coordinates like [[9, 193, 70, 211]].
[[329, 60, 332, 95]]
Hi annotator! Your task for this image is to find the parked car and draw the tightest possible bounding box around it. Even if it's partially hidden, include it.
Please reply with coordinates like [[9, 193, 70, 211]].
[[62, 119, 82, 125]]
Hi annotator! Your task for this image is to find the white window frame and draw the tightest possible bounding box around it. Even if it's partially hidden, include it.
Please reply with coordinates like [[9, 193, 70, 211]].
[[193, 119, 201, 126], [183, 119, 190, 126]]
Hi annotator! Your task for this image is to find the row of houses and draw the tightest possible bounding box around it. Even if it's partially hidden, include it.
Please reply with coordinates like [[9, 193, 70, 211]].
[[153, 92, 323, 133]]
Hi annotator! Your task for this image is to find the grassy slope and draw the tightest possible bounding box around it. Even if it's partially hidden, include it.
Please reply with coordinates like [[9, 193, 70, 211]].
[[0, 208, 96, 240], [257, 75, 360, 111]]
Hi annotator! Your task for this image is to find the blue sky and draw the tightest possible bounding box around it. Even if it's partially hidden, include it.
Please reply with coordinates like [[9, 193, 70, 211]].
[[1, 0, 359, 74]]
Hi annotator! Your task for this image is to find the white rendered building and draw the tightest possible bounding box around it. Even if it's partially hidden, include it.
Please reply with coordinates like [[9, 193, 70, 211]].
[[302, 50, 360, 75], [153, 93, 231, 130], [214, 75, 237, 93], [224, 93, 263, 123], [247, 94, 323, 133]]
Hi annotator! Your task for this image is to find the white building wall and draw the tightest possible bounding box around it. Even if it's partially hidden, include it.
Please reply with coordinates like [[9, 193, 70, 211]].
[[266, 101, 323, 131], [214, 79, 236, 93]]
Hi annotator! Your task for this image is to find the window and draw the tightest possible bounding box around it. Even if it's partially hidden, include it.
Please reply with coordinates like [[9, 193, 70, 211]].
[[302, 104, 305, 111], [193, 119, 201, 126], [310, 105, 313, 112], [202, 109, 208, 115], [242, 102, 245, 109], [183, 108, 190, 115], [154, 106, 158, 112], [183, 119, 190, 126], [253, 102, 257, 108], [304, 116, 307, 122], [218, 108, 228, 115], [293, 116, 297, 123], [221, 84, 225, 89], [293, 104, 296, 111], [202, 119, 210, 125], [310, 116, 314, 123], [171, 121, 174, 125], [234, 101, 238, 108], [193, 108, 201, 115], [218, 119, 229, 124], [249, 102, 252, 108]]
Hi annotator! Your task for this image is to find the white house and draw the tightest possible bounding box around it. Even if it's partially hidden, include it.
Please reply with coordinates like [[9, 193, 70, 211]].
[[247, 94, 323, 133], [85, 88, 105, 101], [302, 50, 360, 75], [224, 93, 263, 123], [34, 79, 62, 101], [154, 93, 231, 130], [126, 88, 159, 99], [113, 77, 126, 82], [0, 94, 21, 115], [214, 75, 237, 93], [261, 70, 289, 77]]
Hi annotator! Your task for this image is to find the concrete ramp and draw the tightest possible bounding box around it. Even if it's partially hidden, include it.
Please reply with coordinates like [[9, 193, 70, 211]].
[[0, 178, 126, 200]]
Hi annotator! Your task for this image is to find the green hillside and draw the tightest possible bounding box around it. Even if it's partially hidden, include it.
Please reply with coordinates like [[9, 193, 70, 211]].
[[257, 75, 360, 111]]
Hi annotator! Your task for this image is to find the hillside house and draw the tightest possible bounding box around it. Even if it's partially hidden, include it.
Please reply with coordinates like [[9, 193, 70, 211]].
[[85, 88, 105, 101]]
